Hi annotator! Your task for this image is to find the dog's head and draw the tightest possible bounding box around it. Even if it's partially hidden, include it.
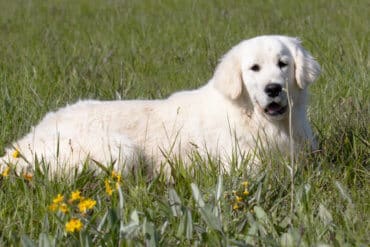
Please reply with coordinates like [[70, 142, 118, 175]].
[[213, 35, 321, 120]]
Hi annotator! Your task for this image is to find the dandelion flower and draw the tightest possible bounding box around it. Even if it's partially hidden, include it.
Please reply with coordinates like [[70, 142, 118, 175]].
[[70, 190, 82, 202], [12, 149, 20, 158], [53, 194, 64, 204], [65, 218, 83, 233], [78, 198, 96, 213], [243, 190, 249, 196], [236, 196, 243, 203], [59, 203, 69, 213], [112, 171, 120, 179], [2, 167, 10, 177], [49, 203, 58, 212], [233, 203, 239, 210], [242, 181, 249, 187], [112, 171, 122, 184], [105, 179, 113, 196]]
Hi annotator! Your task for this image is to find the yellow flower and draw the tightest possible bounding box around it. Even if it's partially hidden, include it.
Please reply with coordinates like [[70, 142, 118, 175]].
[[112, 171, 119, 179], [112, 171, 122, 184], [243, 190, 249, 196], [236, 196, 243, 203], [105, 179, 113, 196], [49, 203, 58, 212], [65, 218, 83, 233], [2, 167, 10, 177], [70, 190, 82, 202], [53, 194, 64, 204], [78, 198, 96, 213], [233, 203, 240, 210], [59, 203, 69, 213], [22, 173, 33, 181], [242, 181, 249, 187], [12, 149, 20, 158]]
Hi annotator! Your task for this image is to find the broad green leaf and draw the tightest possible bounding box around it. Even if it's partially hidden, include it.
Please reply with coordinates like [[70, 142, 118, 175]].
[[199, 207, 222, 232], [117, 184, 125, 213], [130, 210, 140, 225], [97, 211, 109, 232], [335, 181, 353, 204], [191, 183, 205, 208], [176, 214, 186, 238], [245, 223, 258, 245], [143, 219, 157, 247], [121, 210, 141, 237], [186, 209, 193, 240], [318, 204, 333, 226], [254, 206, 268, 222], [38, 233, 52, 247], [21, 235, 36, 247], [215, 175, 223, 202], [280, 232, 294, 247], [168, 188, 182, 217], [79, 232, 92, 247]]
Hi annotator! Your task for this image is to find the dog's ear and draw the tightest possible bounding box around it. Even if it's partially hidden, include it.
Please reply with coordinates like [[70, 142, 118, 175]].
[[212, 47, 243, 100], [284, 37, 321, 89]]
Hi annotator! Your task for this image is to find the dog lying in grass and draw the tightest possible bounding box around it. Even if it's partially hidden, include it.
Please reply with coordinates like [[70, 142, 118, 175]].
[[1, 35, 320, 177]]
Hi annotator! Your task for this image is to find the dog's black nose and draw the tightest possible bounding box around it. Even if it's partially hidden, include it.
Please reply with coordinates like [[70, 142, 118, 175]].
[[264, 83, 282, 97]]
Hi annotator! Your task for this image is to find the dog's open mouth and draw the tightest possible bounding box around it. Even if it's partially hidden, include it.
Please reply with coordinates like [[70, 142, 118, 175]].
[[264, 102, 287, 116]]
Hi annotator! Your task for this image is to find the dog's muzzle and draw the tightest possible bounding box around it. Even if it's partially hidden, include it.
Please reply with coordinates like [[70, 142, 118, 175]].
[[264, 102, 287, 116]]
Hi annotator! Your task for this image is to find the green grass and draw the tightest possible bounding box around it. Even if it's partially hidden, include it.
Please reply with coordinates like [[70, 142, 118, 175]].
[[0, 0, 369, 246]]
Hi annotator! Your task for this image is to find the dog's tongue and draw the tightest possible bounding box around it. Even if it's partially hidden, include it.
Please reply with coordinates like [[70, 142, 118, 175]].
[[266, 102, 283, 114]]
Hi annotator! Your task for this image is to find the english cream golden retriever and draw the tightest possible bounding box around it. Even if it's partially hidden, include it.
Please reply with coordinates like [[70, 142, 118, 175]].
[[0, 35, 320, 176]]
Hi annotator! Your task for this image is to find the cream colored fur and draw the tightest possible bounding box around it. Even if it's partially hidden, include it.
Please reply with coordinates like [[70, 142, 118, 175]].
[[0, 35, 320, 176]]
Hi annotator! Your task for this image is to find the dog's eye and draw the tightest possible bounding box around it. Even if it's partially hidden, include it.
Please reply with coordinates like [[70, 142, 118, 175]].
[[278, 61, 288, 69], [250, 64, 260, 71]]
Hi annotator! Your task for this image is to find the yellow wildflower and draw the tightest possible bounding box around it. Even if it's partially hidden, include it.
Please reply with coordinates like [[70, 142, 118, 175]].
[[105, 179, 113, 196], [49, 203, 58, 212], [59, 203, 69, 213], [236, 196, 243, 202], [53, 194, 64, 204], [243, 190, 249, 196], [78, 198, 96, 213], [112, 171, 120, 179], [65, 218, 83, 233], [12, 149, 20, 158], [2, 167, 10, 177], [22, 173, 33, 181], [112, 171, 122, 185], [242, 181, 249, 187], [233, 203, 239, 210], [70, 190, 82, 202]]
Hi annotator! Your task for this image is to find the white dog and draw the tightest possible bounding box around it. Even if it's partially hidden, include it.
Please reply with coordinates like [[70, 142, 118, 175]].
[[0, 35, 320, 176]]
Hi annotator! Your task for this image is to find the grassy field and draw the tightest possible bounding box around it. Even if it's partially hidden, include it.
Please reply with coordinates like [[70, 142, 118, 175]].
[[0, 0, 369, 246]]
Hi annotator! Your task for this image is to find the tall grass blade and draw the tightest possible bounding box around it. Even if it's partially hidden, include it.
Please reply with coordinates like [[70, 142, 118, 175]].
[[168, 188, 182, 217], [215, 175, 223, 202], [334, 181, 353, 204], [21, 235, 36, 247], [186, 209, 193, 240], [38, 233, 52, 247], [190, 183, 205, 208], [143, 218, 157, 247]]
